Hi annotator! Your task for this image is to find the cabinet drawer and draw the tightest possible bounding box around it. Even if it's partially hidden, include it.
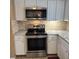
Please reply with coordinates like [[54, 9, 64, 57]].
[[48, 35, 57, 40], [15, 36, 26, 41]]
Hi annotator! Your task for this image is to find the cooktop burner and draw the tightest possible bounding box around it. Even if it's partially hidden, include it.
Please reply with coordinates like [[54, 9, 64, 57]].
[[26, 24, 47, 36]]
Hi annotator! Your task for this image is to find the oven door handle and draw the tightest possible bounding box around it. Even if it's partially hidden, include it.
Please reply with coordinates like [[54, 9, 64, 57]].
[[26, 36, 47, 38]]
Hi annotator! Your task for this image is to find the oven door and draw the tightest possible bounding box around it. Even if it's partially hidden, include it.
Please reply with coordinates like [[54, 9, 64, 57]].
[[27, 37, 47, 51]]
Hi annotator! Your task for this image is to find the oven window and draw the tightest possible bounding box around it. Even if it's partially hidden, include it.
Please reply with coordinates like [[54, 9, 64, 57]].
[[27, 38, 46, 51]]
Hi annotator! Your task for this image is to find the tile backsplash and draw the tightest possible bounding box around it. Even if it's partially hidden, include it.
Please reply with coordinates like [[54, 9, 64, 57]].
[[45, 21, 68, 30], [11, 20, 19, 34], [18, 20, 45, 31], [17, 21, 68, 31], [18, 21, 26, 30], [11, 20, 68, 34]]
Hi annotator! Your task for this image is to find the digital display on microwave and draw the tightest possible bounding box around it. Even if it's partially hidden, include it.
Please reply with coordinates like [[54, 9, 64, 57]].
[[25, 9, 47, 19]]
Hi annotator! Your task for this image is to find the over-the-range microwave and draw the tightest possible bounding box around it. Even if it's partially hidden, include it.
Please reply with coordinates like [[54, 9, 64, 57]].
[[25, 7, 47, 20]]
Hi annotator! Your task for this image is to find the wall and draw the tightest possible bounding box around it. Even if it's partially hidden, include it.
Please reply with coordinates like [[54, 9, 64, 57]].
[[10, 0, 19, 34], [10, 0, 16, 57], [66, 21, 69, 31], [10, 21, 15, 57]]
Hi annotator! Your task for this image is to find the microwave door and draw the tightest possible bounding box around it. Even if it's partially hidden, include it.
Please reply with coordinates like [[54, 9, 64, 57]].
[[25, 9, 47, 20]]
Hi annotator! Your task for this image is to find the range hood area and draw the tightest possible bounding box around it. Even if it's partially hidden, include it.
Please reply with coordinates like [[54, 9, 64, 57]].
[[14, 0, 69, 21]]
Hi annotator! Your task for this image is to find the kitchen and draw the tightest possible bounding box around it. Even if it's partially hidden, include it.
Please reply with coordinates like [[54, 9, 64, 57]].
[[10, 0, 69, 59]]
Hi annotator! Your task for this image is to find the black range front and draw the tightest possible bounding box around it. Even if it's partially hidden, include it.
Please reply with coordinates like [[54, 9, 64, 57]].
[[26, 35, 47, 57], [27, 37, 47, 51]]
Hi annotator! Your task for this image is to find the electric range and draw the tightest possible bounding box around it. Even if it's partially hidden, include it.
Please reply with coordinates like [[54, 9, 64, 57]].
[[25, 24, 47, 57]]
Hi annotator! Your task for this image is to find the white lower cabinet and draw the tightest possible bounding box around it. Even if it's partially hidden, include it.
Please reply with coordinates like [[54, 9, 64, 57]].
[[57, 37, 62, 59], [62, 39, 69, 59], [57, 36, 69, 59], [47, 35, 57, 54], [14, 36, 26, 55]]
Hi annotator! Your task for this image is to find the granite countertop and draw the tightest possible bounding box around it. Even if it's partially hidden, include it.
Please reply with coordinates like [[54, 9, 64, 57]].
[[46, 30, 69, 43], [15, 30, 69, 43]]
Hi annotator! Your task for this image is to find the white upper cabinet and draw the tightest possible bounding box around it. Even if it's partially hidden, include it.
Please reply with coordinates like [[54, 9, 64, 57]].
[[56, 0, 65, 20], [47, 0, 66, 21], [25, 0, 36, 7], [37, 0, 47, 7], [47, 0, 57, 20], [14, 0, 25, 21], [25, 0, 47, 8], [64, 0, 69, 20]]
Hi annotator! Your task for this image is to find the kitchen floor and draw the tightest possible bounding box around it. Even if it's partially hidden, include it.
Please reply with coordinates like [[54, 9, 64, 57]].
[[16, 56, 47, 59], [15, 55, 59, 59]]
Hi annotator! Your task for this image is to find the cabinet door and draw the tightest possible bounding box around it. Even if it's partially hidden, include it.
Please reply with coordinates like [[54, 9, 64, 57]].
[[64, 47, 69, 59], [37, 0, 47, 7], [64, 0, 69, 20], [15, 41, 25, 55], [58, 37, 63, 59], [47, 0, 56, 21], [57, 36, 69, 59], [57, 38, 62, 59], [25, 0, 36, 7], [15, 36, 26, 55], [56, 0, 65, 20], [14, 0, 25, 21], [47, 35, 57, 54], [62, 39, 69, 59]]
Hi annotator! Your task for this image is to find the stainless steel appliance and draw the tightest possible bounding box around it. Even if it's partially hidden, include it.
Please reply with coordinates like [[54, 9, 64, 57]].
[[26, 24, 47, 57], [25, 7, 47, 20]]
